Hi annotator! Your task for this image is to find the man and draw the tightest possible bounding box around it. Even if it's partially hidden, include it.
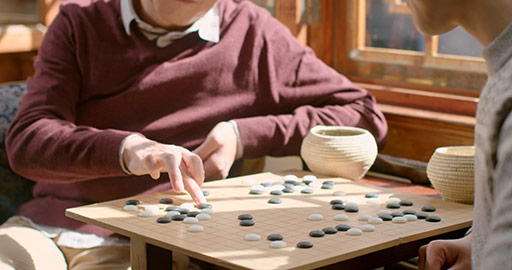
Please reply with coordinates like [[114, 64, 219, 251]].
[[406, 0, 512, 269], [1, 0, 387, 268]]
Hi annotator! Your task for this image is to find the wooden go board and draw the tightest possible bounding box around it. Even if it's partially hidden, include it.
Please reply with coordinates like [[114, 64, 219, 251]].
[[66, 170, 473, 270]]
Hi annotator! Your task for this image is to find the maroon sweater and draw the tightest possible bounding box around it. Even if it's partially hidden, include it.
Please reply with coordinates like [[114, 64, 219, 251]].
[[5, 0, 387, 235]]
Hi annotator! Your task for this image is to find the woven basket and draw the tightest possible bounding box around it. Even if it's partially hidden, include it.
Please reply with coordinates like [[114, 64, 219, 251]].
[[300, 125, 378, 180], [426, 146, 475, 204]]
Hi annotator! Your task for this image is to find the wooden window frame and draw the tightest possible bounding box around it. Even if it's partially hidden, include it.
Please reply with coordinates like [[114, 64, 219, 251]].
[[327, 0, 480, 162]]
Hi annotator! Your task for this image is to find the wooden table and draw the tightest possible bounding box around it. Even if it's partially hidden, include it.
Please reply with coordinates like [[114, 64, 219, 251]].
[[66, 170, 472, 270]]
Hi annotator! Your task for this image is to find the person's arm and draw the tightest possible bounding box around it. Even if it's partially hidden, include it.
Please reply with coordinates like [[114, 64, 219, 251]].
[[478, 111, 512, 269], [4, 7, 206, 204], [418, 233, 472, 270], [234, 16, 387, 158]]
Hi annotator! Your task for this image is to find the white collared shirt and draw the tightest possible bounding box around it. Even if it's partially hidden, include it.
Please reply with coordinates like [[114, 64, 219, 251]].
[[120, 0, 220, 47]]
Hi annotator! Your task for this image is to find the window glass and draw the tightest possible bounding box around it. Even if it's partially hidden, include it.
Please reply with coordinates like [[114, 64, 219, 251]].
[[365, 0, 425, 51], [251, 0, 275, 16], [438, 27, 483, 57]]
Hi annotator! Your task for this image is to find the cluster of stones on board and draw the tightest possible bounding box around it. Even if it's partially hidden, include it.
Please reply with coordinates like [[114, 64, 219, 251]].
[[240, 174, 441, 249], [122, 174, 441, 249]]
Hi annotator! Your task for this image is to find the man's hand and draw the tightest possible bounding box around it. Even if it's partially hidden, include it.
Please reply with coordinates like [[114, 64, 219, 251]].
[[418, 233, 472, 270], [123, 135, 206, 205], [194, 122, 238, 181]]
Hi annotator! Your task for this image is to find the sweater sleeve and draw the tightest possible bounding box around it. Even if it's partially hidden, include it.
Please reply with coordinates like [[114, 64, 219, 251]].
[[5, 9, 134, 183], [235, 15, 387, 158], [479, 111, 512, 269]]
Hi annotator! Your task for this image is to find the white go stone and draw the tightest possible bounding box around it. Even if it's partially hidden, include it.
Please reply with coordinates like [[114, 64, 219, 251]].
[[165, 211, 181, 217], [345, 202, 359, 208], [271, 185, 285, 191], [404, 214, 418, 221], [357, 214, 372, 221], [333, 191, 347, 196], [180, 203, 195, 209], [145, 205, 159, 212], [196, 214, 211, 220], [367, 198, 381, 205], [309, 182, 322, 188], [250, 185, 264, 191], [138, 210, 153, 217], [387, 197, 401, 204], [244, 233, 261, 241], [392, 217, 408, 224], [200, 209, 214, 215], [368, 217, 383, 224], [188, 225, 204, 232], [308, 214, 323, 221], [346, 228, 363, 236], [334, 214, 349, 221], [378, 209, 392, 216], [263, 186, 272, 192], [123, 205, 138, 211], [284, 174, 298, 181], [361, 224, 376, 232], [242, 178, 257, 184], [302, 175, 317, 181], [183, 217, 198, 224], [270, 241, 287, 248]]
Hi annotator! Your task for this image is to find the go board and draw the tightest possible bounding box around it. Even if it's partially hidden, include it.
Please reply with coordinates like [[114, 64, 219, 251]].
[[66, 170, 473, 270]]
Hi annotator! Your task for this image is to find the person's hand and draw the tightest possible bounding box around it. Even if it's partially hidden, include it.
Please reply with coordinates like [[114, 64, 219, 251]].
[[418, 233, 472, 270], [194, 122, 238, 181], [123, 135, 206, 205]]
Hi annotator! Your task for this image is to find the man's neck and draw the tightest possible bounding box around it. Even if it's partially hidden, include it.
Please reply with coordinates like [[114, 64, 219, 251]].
[[133, 0, 192, 32], [458, 0, 512, 46]]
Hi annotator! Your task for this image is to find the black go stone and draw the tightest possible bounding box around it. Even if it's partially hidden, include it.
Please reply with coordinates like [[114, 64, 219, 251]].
[[416, 212, 429, 219], [165, 206, 179, 212], [270, 190, 283, 196], [178, 208, 190, 215], [238, 214, 253, 220], [379, 214, 393, 221], [295, 182, 306, 187], [426, 216, 442, 222], [297, 241, 314, 248], [268, 198, 282, 204], [323, 180, 335, 185], [240, 220, 255, 226], [422, 206, 436, 212], [399, 200, 413, 206], [344, 206, 359, 213], [283, 188, 295, 193], [309, 230, 325, 237], [267, 234, 284, 241], [335, 224, 351, 231], [322, 227, 338, 234], [159, 198, 174, 204], [171, 215, 186, 221], [156, 217, 172, 224], [386, 203, 401, 209], [187, 211, 200, 217], [249, 189, 263, 195], [125, 199, 140, 205], [391, 212, 404, 217], [302, 180, 313, 185], [202, 191, 210, 196], [261, 183, 272, 187], [365, 193, 379, 198], [301, 188, 314, 194], [332, 204, 346, 210], [284, 183, 295, 189], [198, 204, 212, 209], [330, 199, 344, 205], [321, 184, 334, 190], [403, 210, 417, 215], [284, 180, 297, 185]]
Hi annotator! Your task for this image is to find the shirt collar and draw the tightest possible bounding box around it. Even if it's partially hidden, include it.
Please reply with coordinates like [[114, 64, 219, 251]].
[[120, 0, 219, 44]]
